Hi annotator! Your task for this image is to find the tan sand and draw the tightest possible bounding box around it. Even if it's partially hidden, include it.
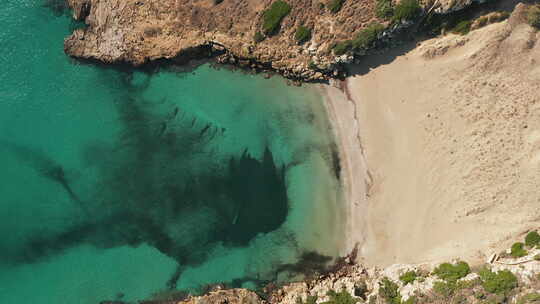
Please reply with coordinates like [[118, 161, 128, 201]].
[[325, 4, 540, 266], [319, 83, 370, 256]]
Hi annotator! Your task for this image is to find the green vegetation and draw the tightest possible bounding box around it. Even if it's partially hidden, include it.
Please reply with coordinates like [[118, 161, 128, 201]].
[[433, 277, 479, 298], [392, 0, 421, 22], [511, 242, 528, 258], [376, 0, 393, 19], [535, 254, 540, 261], [399, 271, 418, 285], [452, 20, 472, 35], [295, 26, 312, 44], [475, 11, 510, 28], [308, 61, 318, 70], [402, 296, 416, 304], [528, 5, 540, 29], [351, 23, 385, 51], [433, 261, 470, 282], [379, 277, 402, 304], [354, 281, 368, 299], [297, 295, 318, 304], [262, 1, 292, 35], [433, 280, 458, 298], [525, 231, 540, 247], [478, 268, 518, 295], [333, 40, 352, 55], [253, 31, 265, 43], [321, 289, 359, 304], [328, 0, 345, 14], [517, 292, 540, 304]]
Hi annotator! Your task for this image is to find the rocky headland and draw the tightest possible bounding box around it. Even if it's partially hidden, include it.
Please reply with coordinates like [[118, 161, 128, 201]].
[[63, 0, 495, 81]]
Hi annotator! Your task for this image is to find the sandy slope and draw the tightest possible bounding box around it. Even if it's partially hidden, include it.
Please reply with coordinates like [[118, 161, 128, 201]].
[[328, 3, 540, 266]]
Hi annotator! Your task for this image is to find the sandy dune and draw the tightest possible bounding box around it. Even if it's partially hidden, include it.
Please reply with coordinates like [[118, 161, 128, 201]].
[[326, 3, 540, 266]]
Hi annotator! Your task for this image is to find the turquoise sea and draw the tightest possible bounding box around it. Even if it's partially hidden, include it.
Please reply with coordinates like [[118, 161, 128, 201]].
[[0, 1, 345, 303]]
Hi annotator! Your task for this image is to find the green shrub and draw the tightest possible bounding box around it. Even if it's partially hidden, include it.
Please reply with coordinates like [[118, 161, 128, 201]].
[[308, 61, 318, 70], [333, 40, 352, 55], [351, 23, 384, 50], [528, 5, 540, 29], [433, 281, 457, 298], [295, 26, 312, 44], [393, 0, 420, 22], [402, 296, 416, 304], [322, 289, 359, 304], [433, 261, 470, 282], [254, 31, 265, 43], [354, 281, 368, 299], [525, 231, 540, 247], [535, 254, 540, 261], [517, 292, 540, 304], [376, 0, 394, 19], [328, 0, 345, 13], [379, 277, 402, 304], [262, 1, 292, 35], [452, 20, 472, 35], [432, 278, 479, 299], [399, 271, 418, 285], [297, 295, 318, 304], [478, 268, 518, 295], [511, 242, 528, 258]]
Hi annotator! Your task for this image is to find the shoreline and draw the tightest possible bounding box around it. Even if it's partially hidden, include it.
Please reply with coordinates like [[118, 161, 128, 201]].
[[317, 82, 369, 258]]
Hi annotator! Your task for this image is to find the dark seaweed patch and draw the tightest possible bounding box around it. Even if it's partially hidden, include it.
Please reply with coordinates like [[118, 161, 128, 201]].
[[2, 70, 296, 290]]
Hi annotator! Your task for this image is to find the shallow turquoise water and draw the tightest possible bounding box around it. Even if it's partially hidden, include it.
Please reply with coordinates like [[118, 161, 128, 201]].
[[0, 1, 345, 303]]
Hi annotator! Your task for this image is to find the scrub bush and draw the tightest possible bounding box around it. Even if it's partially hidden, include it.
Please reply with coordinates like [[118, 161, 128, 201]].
[[517, 292, 540, 304], [297, 295, 318, 304], [379, 277, 402, 304], [333, 40, 352, 55], [511, 242, 528, 258], [322, 289, 359, 304], [295, 26, 312, 44], [528, 5, 540, 29], [262, 1, 292, 35], [328, 0, 345, 13], [478, 268, 518, 295], [393, 0, 421, 22], [399, 271, 418, 285], [452, 20, 472, 35], [352, 23, 385, 50], [376, 0, 394, 19], [254, 31, 265, 43], [525, 231, 540, 247], [433, 261, 470, 282]]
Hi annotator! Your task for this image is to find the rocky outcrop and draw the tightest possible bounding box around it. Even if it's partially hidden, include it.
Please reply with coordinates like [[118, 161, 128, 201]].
[[63, 0, 500, 80], [64, 0, 385, 81], [169, 247, 540, 304]]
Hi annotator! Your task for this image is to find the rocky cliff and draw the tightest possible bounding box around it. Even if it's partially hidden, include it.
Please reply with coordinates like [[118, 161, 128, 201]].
[[63, 0, 490, 81], [144, 237, 540, 304]]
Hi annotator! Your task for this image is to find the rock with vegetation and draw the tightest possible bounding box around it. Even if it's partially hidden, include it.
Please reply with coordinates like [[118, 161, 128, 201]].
[[262, 1, 292, 35], [525, 231, 540, 248], [527, 4, 540, 29], [295, 26, 312, 44], [63, 0, 494, 82], [511, 242, 528, 258], [392, 0, 421, 22]]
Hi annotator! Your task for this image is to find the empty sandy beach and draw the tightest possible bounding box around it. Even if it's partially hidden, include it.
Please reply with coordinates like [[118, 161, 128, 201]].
[[324, 6, 540, 266]]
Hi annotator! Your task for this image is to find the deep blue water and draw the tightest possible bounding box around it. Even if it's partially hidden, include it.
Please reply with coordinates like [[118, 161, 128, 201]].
[[0, 1, 345, 303]]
